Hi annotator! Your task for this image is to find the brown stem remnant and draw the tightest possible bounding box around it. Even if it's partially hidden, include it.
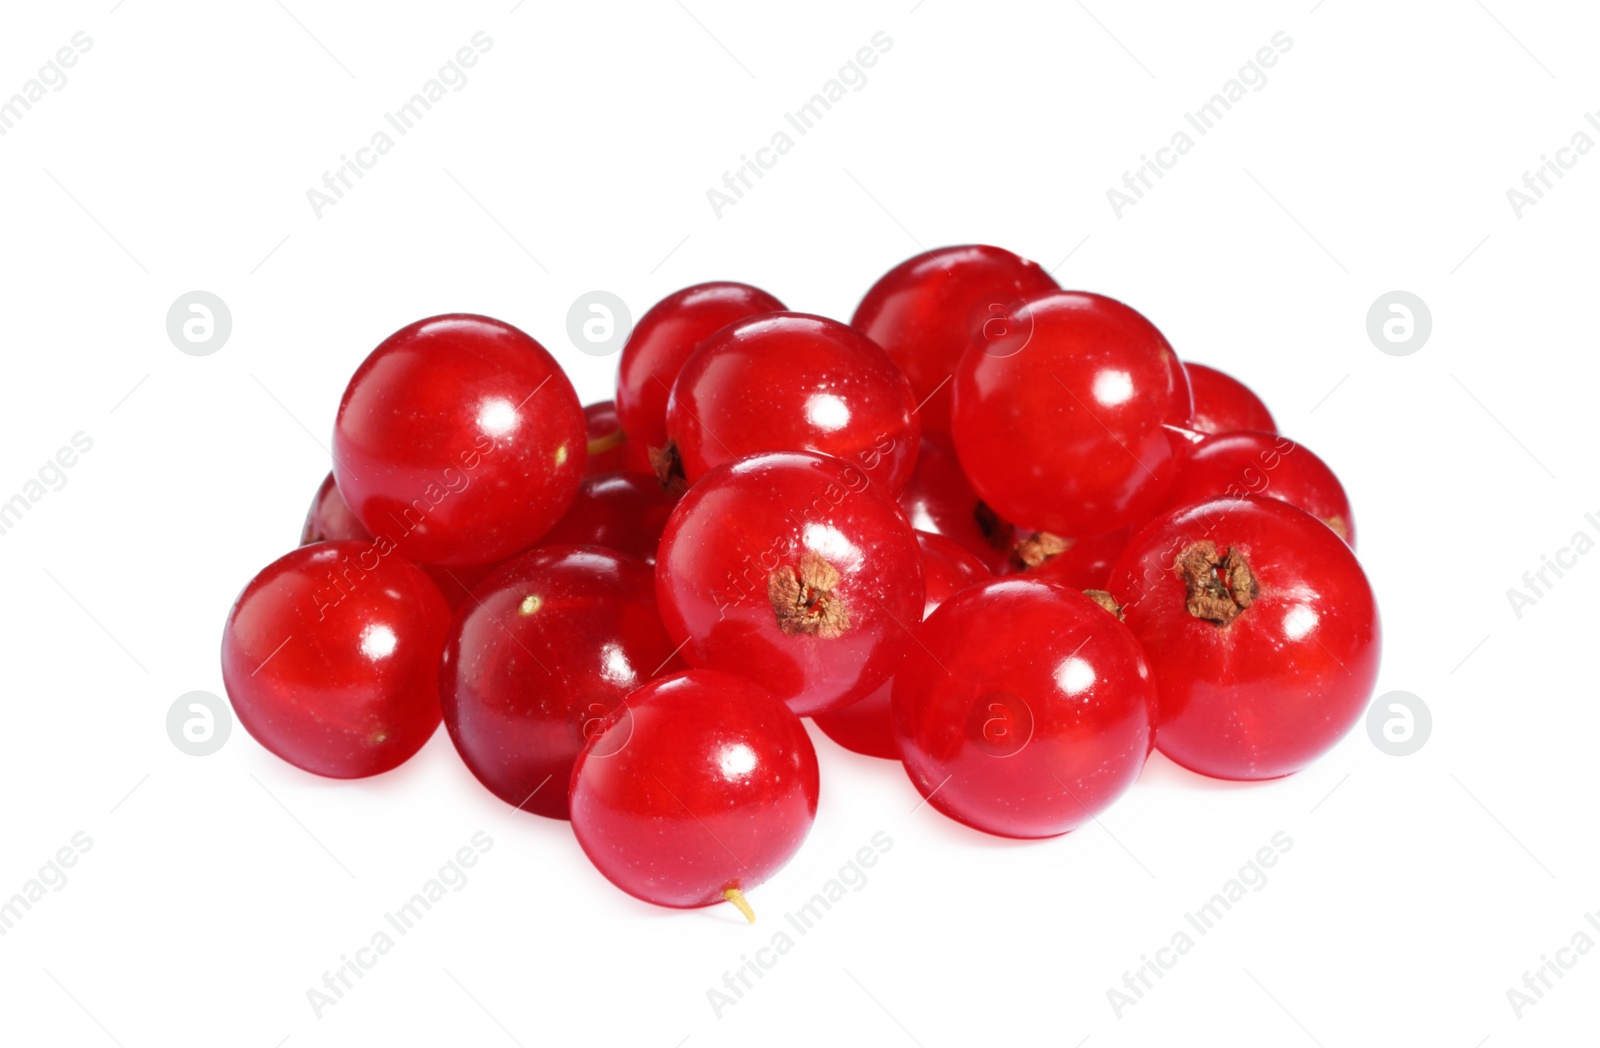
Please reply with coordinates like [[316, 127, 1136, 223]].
[[649, 441, 687, 496], [1084, 589, 1123, 619], [1176, 541, 1258, 626], [1012, 531, 1069, 571], [768, 551, 850, 639]]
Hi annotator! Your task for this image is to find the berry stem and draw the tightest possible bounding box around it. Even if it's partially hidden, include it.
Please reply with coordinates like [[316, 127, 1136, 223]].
[[586, 429, 626, 458], [723, 887, 756, 923]]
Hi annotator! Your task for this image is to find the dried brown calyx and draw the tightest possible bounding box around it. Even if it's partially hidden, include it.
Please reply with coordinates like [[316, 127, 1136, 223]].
[[649, 441, 687, 496], [768, 551, 851, 639], [1176, 541, 1258, 626], [1012, 531, 1069, 571], [1084, 589, 1123, 619]]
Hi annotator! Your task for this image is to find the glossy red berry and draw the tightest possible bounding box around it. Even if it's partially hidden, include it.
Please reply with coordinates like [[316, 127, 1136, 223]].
[[1011, 528, 1130, 590], [569, 669, 819, 914], [333, 314, 585, 567], [1162, 431, 1354, 546], [440, 546, 681, 820], [614, 282, 786, 472], [813, 531, 989, 759], [1185, 363, 1276, 435], [892, 578, 1155, 838], [220, 541, 451, 778], [583, 400, 629, 475], [851, 245, 1059, 434], [654, 451, 924, 716], [665, 313, 920, 494], [952, 290, 1191, 536], [301, 471, 370, 546], [1107, 496, 1380, 780], [897, 434, 1013, 574], [300, 472, 497, 610], [539, 471, 680, 563]]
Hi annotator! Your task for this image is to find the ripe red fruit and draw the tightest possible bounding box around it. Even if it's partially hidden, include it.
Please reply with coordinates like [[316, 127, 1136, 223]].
[[952, 290, 1191, 536], [1107, 496, 1380, 780], [440, 546, 681, 820], [851, 244, 1059, 434], [813, 531, 989, 759], [897, 434, 1013, 573], [665, 312, 920, 494], [220, 541, 451, 778], [333, 314, 585, 567], [1162, 431, 1354, 545], [300, 472, 498, 610], [614, 282, 786, 472], [654, 451, 924, 716], [892, 578, 1155, 838], [1185, 362, 1277, 435], [1010, 528, 1130, 590], [569, 669, 819, 915], [539, 472, 680, 563], [583, 400, 629, 476]]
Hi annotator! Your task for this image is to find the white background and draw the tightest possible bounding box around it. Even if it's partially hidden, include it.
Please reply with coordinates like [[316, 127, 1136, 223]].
[[1, 0, 1595, 1045]]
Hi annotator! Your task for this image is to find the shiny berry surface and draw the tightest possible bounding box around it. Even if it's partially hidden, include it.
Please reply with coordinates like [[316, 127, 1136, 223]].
[[1185, 362, 1277, 435], [813, 531, 989, 759], [892, 577, 1155, 838], [952, 290, 1191, 536], [897, 434, 1013, 573], [851, 245, 1059, 434], [583, 400, 630, 475], [441, 546, 679, 820], [569, 669, 819, 910], [1107, 497, 1380, 780], [221, 541, 451, 778], [614, 282, 786, 470], [539, 471, 680, 563], [666, 312, 920, 493], [654, 451, 924, 716], [333, 314, 585, 567], [1161, 430, 1354, 546]]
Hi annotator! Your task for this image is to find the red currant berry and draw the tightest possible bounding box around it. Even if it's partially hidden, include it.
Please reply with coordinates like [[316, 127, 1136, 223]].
[[301, 471, 370, 545], [333, 314, 585, 567], [614, 282, 786, 472], [813, 531, 989, 759], [220, 541, 451, 778], [569, 669, 819, 916], [539, 472, 680, 563], [1162, 431, 1354, 545], [665, 313, 920, 494], [897, 434, 1014, 574], [952, 290, 1191, 536], [441, 546, 681, 820], [655, 451, 924, 716], [892, 578, 1155, 838], [300, 472, 499, 610], [583, 400, 629, 476], [1185, 363, 1276, 435], [851, 245, 1059, 434], [1107, 496, 1380, 780], [1011, 528, 1130, 590]]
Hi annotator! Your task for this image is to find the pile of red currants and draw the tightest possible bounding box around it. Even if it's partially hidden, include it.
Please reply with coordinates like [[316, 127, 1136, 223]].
[[221, 245, 1380, 920]]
